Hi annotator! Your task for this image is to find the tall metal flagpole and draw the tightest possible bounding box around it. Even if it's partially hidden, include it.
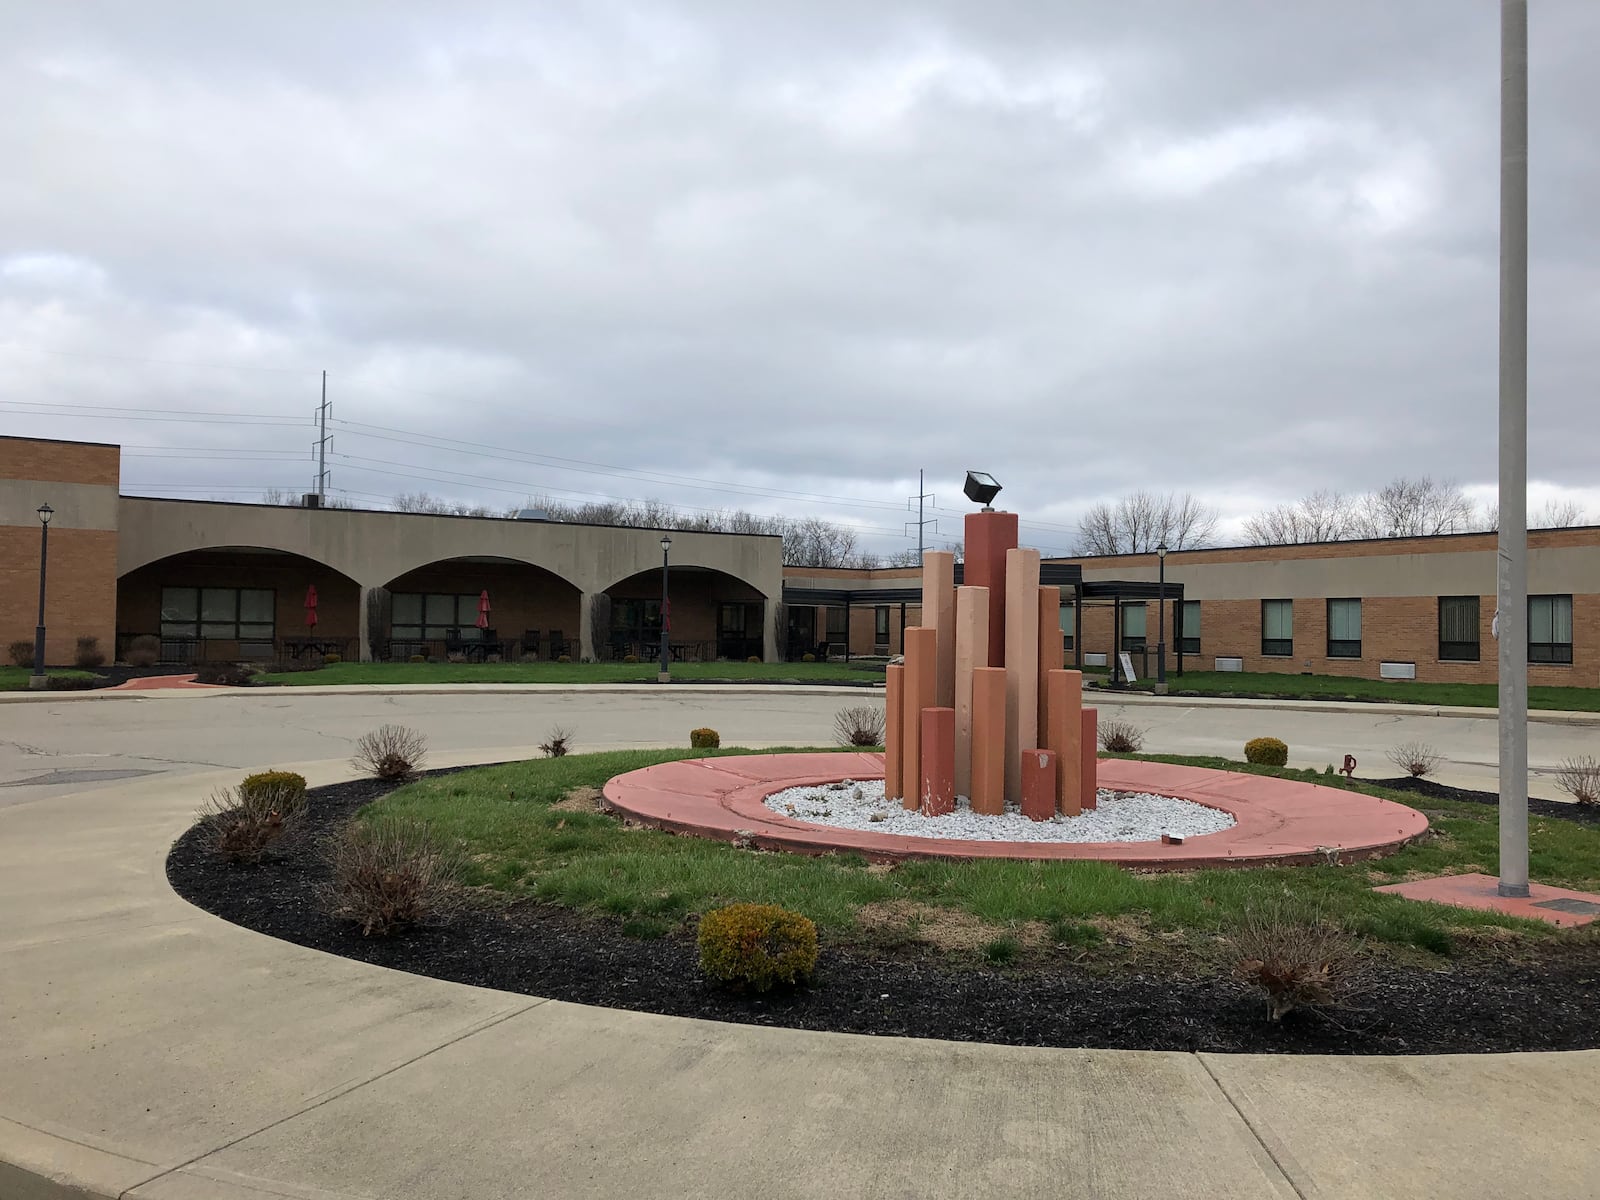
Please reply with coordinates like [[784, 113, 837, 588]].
[[1497, 0, 1529, 898]]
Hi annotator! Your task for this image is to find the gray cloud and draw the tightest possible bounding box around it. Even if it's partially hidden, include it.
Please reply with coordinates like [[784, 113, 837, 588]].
[[3, 1, 1597, 555]]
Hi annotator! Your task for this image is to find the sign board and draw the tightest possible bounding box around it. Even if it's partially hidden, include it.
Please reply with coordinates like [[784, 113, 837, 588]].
[[1118, 652, 1137, 683]]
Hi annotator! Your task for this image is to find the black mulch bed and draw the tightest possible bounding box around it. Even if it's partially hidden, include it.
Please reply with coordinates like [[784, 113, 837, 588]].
[[167, 771, 1600, 1057], [1369, 775, 1600, 826]]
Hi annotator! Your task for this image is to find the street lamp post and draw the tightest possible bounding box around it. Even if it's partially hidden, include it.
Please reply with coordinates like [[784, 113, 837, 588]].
[[659, 535, 672, 683], [30, 504, 53, 690], [1155, 541, 1168, 688]]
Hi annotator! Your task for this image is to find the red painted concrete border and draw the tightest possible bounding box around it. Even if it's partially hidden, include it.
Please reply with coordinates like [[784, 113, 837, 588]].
[[1374, 872, 1600, 927], [107, 673, 218, 691], [601, 753, 1429, 869]]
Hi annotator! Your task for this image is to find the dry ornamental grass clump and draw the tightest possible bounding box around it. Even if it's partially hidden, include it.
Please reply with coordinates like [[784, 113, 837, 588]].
[[197, 780, 308, 863], [1555, 756, 1600, 806], [1098, 719, 1145, 754], [539, 726, 574, 758], [1387, 741, 1444, 778], [1230, 911, 1358, 1022], [834, 705, 886, 747], [325, 816, 462, 937], [353, 724, 428, 781]]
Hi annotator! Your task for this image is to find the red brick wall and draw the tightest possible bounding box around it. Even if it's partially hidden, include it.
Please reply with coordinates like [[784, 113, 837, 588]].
[[1, 527, 119, 667]]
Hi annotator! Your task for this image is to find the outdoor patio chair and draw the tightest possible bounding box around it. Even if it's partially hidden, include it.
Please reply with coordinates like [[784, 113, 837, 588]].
[[548, 630, 567, 659], [521, 629, 540, 659]]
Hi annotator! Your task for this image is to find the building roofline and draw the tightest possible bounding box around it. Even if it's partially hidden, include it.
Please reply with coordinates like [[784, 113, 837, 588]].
[[116, 493, 784, 541], [0, 433, 122, 451]]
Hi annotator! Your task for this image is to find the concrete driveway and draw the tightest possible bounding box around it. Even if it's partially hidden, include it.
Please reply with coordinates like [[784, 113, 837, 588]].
[[1, 684, 1592, 807]]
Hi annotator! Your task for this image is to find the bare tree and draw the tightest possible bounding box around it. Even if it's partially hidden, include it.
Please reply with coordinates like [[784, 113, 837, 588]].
[[1481, 497, 1591, 532], [1349, 477, 1479, 538], [1243, 490, 1356, 545], [393, 492, 503, 517], [261, 487, 298, 506], [1075, 491, 1220, 555]]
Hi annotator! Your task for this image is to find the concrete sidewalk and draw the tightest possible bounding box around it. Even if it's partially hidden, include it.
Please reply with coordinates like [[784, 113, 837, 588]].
[[3, 754, 1598, 1198]]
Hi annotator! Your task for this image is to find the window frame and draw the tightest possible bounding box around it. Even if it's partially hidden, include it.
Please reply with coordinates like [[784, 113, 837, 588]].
[[160, 585, 276, 643], [392, 591, 485, 641], [1438, 596, 1480, 662], [1059, 602, 1075, 652], [874, 606, 890, 639], [1261, 599, 1293, 657], [1120, 602, 1147, 652], [1529, 594, 1574, 665], [1326, 598, 1362, 659], [1180, 600, 1200, 655]]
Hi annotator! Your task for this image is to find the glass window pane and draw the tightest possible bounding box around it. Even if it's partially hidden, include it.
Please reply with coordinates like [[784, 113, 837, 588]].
[[1182, 601, 1201, 638], [161, 587, 198, 623], [1552, 595, 1573, 643], [392, 594, 422, 624], [200, 623, 235, 638], [1329, 600, 1361, 641], [160, 622, 195, 638], [424, 626, 450, 639], [1530, 596, 1554, 643], [425, 595, 455, 624], [1440, 596, 1478, 643], [240, 589, 275, 623], [875, 607, 889, 637], [457, 595, 479, 626], [1263, 600, 1292, 640], [238, 624, 275, 640], [1059, 604, 1075, 633], [201, 588, 236, 623], [1123, 604, 1146, 637]]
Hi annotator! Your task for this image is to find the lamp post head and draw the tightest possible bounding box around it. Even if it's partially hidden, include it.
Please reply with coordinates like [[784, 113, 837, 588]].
[[1155, 541, 1168, 561], [37, 503, 53, 526], [660, 535, 672, 553], [963, 471, 1002, 509]]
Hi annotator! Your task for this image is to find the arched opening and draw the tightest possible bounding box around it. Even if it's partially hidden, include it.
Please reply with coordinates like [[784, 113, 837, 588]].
[[117, 547, 361, 664], [603, 566, 767, 662], [379, 557, 582, 661]]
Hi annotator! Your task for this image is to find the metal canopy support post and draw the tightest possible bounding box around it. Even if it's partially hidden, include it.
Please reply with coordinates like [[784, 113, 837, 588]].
[[1111, 594, 1121, 685], [843, 597, 851, 663], [1498, 0, 1530, 898], [1074, 582, 1083, 669]]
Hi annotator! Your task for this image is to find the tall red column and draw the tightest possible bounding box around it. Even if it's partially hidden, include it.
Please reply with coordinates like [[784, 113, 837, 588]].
[[963, 510, 1019, 670]]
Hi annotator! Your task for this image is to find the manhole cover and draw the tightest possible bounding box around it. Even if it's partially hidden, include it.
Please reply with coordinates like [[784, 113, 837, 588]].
[[1532, 897, 1600, 916], [0, 768, 161, 788]]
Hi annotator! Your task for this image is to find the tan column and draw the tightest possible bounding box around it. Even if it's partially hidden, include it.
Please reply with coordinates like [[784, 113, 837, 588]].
[[971, 666, 1007, 815], [923, 550, 956, 708], [884, 663, 904, 802], [1003, 547, 1041, 806], [1046, 669, 1084, 815], [1081, 707, 1099, 811], [901, 627, 938, 809], [1037, 588, 1063, 742], [953, 585, 989, 800]]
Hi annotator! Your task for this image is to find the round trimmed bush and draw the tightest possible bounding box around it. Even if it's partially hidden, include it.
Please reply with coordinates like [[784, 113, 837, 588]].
[[747, 655, 761, 663], [622, 654, 639, 663], [409, 654, 427, 664], [697, 903, 818, 991], [1245, 736, 1289, 767], [239, 770, 308, 807], [557, 654, 572, 663], [323, 653, 342, 665], [690, 727, 720, 749], [802, 652, 816, 663]]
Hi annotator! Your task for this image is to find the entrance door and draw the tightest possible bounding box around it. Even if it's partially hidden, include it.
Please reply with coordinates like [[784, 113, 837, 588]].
[[786, 606, 816, 660]]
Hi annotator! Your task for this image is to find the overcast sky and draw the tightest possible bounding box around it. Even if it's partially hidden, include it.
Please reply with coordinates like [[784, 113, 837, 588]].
[[3, 1, 1596, 556]]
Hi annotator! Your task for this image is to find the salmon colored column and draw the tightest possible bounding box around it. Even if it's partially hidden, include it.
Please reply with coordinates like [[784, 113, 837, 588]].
[[1044, 669, 1084, 815], [1037, 589, 1064, 741], [920, 707, 956, 816], [1080, 707, 1099, 811], [953, 585, 989, 800], [884, 663, 905, 802], [1003, 547, 1041, 806], [963, 510, 1019, 669], [901, 627, 938, 809], [923, 550, 956, 708], [970, 666, 1007, 815], [1021, 749, 1057, 822]]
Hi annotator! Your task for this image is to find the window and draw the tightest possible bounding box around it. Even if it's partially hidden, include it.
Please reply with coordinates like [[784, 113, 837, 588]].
[[719, 603, 749, 634], [1181, 600, 1201, 654], [1121, 603, 1146, 651], [1326, 599, 1362, 659], [1058, 602, 1075, 652], [160, 586, 275, 643], [1262, 599, 1293, 656], [392, 593, 485, 641], [1439, 596, 1480, 661], [826, 607, 848, 643], [875, 607, 889, 639], [1529, 595, 1574, 664]]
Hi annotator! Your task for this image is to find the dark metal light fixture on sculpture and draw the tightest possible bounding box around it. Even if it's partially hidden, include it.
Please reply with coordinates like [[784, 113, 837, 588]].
[[963, 471, 1002, 509]]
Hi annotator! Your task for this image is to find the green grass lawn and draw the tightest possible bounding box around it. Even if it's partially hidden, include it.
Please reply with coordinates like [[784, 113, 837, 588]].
[[365, 747, 1600, 963], [0, 667, 103, 691], [257, 660, 884, 687], [1102, 669, 1600, 712]]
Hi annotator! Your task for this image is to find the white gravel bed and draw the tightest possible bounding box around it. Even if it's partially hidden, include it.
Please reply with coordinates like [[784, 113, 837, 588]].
[[762, 778, 1234, 843]]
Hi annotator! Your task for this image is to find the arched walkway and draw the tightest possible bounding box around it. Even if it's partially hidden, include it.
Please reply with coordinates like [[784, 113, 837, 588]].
[[377, 557, 583, 662], [602, 565, 771, 661], [117, 547, 362, 664]]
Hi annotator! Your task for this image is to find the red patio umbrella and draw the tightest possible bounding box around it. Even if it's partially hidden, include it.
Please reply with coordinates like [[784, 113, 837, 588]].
[[304, 584, 319, 629], [476, 590, 490, 630]]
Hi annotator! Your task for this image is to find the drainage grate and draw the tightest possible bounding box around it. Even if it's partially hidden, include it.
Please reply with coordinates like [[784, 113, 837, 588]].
[[1532, 897, 1600, 916]]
